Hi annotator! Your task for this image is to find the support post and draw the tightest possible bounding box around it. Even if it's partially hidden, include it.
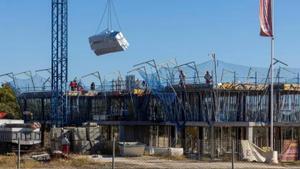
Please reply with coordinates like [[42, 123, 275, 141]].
[[174, 125, 178, 147], [246, 127, 253, 143], [210, 126, 215, 159], [197, 138, 201, 160], [233, 71, 236, 84], [17, 135, 20, 169], [255, 72, 257, 86], [112, 134, 115, 169], [211, 53, 218, 88], [41, 98, 46, 147], [157, 126, 159, 147], [149, 125, 153, 147], [231, 138, 234, 169]]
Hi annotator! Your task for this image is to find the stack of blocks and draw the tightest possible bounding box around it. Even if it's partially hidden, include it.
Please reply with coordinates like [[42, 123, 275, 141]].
[[50, 125, 104, 154], [71, 127, 89, 154]]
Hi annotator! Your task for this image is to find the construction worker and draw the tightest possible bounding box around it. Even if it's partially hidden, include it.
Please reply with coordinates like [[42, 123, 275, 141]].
[[61, 129, 70, 154], [141, 80, 147, 89], [77, 81, 84, 92], [135, 79, 141, 89], [69, 79, 77, 91], [179, 69, 186, 88], [111, 79, 116, 91], [90, 82, 95, 91], [204, 71, 212, 85]]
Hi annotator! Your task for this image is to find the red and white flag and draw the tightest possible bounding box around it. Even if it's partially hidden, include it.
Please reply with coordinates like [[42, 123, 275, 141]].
[[259, 0, 273, 37]]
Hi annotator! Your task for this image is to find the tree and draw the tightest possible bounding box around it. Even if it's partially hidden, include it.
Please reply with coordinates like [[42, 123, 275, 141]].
[[0, 84, 21, 119]]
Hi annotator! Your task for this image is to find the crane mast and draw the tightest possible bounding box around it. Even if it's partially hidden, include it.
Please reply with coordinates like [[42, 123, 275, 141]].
[[51, 0, 68, 126]]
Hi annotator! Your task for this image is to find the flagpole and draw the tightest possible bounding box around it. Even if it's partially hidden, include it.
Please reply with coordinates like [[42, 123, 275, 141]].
[[260, 0, 276, 161], [270, 36, 274, 151], [270, 0, 274, 152]]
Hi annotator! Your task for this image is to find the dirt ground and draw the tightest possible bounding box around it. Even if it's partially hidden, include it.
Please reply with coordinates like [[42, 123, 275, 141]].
[[98, 156, 300, 169], [1, 155, 300, 169]]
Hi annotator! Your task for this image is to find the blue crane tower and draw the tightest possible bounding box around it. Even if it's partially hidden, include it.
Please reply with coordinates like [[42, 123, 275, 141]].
[[51, 0, 68, 126]]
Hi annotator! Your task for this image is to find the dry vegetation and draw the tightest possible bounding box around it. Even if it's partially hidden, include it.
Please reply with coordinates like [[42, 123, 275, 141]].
[[0, 155, 18, 167], [0, 154, 106, 169], [1, 154, 298, 169]]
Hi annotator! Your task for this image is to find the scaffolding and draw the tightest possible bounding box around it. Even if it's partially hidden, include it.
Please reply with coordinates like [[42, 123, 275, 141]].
[[2, 59, 300, 124]]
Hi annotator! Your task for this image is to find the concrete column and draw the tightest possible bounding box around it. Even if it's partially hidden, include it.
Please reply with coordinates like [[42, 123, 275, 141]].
[[201, 127, 205, 155], [297, 128, 300, 160], [246, 126, 253, 143], [119, 126, 125, 142], [149, 126, 153, 147], [182, 126, 186, 150], [210, 126, 215, 159], [110, 125, 114, 141], [280, 127, 283, 153], [266, 127, 270, 147], [156, 126, 159, 147], [198, 127, 205, 158], [174, 126, 178, 147], [168, 126, 171, 147], [174, 124, 185, 149]]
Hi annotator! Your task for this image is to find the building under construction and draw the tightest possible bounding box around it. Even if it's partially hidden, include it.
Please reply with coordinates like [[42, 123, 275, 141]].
[[5, 59, 300, 159]]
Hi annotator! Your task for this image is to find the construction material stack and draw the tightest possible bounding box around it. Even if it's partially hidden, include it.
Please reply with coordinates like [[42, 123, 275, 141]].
[[49, 124, 108, 154], [89, 30, 129, 56], [86, 123, 102, 154], [71, 127, 90, 154]]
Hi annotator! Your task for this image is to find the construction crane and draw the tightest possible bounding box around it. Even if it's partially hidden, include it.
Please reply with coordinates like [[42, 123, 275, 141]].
[[51, 0, 68, 126], [51, 0, 125, 126], [4, 0, 123, 126]]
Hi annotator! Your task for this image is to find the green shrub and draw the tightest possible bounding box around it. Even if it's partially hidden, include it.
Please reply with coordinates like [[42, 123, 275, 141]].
[[0, 84, 21, 119]]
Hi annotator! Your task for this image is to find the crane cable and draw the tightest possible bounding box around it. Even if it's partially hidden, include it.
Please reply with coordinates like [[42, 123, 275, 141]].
[[111, 0, 122, 31], [95, 0, 122, 34]]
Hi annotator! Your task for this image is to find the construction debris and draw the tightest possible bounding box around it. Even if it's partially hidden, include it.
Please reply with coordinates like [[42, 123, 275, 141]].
[[147, 147, 183, 157], [31, 153, 51, 161]]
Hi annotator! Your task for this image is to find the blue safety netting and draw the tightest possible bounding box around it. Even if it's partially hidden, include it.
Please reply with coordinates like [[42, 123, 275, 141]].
[[136, 60, 300, 90], [138, 69, 163, 90], [151, 90, 177, 121], [2, 60, 300, 94], [196, 60, 300, 84], [1, 74, 50, 93]]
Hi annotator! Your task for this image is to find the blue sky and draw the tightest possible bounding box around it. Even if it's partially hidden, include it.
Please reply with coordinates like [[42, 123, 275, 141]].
[[0, 0, 299, 80]]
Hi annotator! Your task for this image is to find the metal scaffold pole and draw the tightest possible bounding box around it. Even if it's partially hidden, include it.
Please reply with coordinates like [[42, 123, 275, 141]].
[[112, 134, 115, 169], [17, 135, 20, 169], [211, 53, 217, 88]]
